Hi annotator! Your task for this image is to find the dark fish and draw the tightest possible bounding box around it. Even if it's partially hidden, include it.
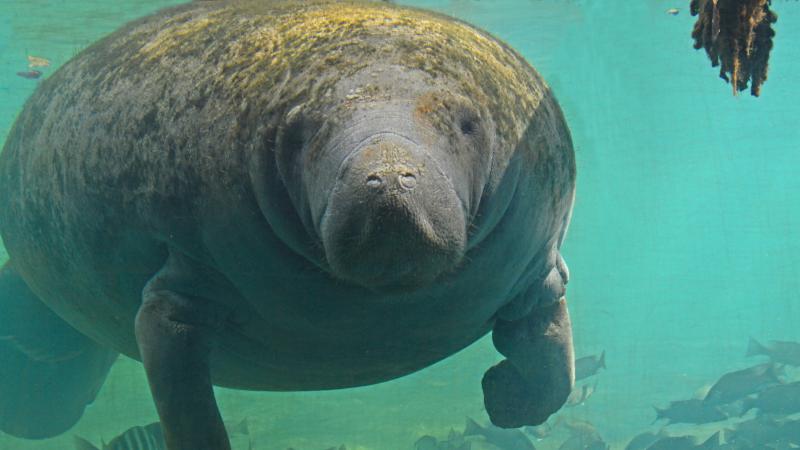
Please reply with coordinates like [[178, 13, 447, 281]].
[[646, 431, 719, 450], [16, 70, 42, 79], [725, 415, 799, 447], [624, 431, 659, 450], [575, 351, 606, 381], [557, 419, 607, 450], [524, 422, 554, 440], [566, 380, 598, 407], [742, 380, 800, 415], [703, 363, 781, 406], [74, 418, 249, 450], [653, 398, 727, 425], [747, 338, 800, 366], [74, 423, 164, 450], [414, 435, 439, 450], [558, 433, 609, 450], [464, 418, 536, 450]]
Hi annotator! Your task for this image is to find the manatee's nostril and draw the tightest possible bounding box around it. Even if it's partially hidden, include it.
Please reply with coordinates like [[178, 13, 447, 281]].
[[398, 172, 417, 191], [366, 174, 383, 188]]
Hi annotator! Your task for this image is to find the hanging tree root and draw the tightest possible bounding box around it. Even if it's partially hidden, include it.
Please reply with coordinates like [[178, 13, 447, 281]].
[[690, 0, 777, 96]]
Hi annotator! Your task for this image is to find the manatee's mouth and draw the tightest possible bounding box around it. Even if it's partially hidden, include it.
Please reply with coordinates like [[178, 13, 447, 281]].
[[319, 133, 467, 290]]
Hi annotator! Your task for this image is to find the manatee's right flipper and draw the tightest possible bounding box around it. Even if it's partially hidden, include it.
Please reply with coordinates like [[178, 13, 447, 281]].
[[0, 261, 118, 439], [135, 250, 231, 450]]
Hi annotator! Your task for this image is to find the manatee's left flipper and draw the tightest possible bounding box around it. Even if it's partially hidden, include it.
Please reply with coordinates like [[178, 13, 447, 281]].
[[0, 261, 118, 439], [135, 250, 232, 450], [482, 254, 574, 428]]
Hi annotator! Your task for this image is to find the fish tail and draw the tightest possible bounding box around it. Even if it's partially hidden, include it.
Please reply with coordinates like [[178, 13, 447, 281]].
[[746, 337, 768, 358], [73, 436, 100, 450], [699, 431, 720, 449], [463, 417, 483, 437], [228, 418, 250, 436], [0, 261, 118, 439], [767, 362, 785, 382], [598, 350, 606, 370], [651, 406, 665, 424]]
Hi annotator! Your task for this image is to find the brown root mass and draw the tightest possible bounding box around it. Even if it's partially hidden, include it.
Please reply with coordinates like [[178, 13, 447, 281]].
[[690, 0, 777, 96]]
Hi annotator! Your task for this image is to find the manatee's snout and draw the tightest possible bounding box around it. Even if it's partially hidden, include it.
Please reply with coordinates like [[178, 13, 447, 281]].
[[321, 134, 466, 290]]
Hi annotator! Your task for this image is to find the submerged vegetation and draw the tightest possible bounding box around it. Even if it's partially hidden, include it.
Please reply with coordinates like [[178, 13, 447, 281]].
[[690, 0, 777, 96]]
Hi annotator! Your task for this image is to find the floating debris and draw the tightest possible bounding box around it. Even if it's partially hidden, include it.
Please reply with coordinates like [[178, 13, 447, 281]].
[[16, 70, 42, 79], [690, 0, 777, 96], [27, 55, 50, 68]]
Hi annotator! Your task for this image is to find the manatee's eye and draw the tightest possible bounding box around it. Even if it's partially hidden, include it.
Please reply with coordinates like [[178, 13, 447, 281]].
[[457, 108, 481, 137], [460, 118, 477, 136]]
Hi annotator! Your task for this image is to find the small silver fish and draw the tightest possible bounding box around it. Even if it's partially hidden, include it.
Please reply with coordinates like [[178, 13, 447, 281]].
[[575, 350, 606, 381], [566, 380, 598, 407], [666, 8, 680, 16]]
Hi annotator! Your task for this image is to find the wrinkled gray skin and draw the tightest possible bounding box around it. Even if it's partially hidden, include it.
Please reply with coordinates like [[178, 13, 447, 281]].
[[0, 1, 576, 449]]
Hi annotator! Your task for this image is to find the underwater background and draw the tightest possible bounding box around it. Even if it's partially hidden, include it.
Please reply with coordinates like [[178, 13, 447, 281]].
[[1, 0, 799, 449]]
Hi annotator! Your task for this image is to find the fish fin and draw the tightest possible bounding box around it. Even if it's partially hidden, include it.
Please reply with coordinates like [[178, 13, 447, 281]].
[[770, 362, 786, 381], [651, 406, 665, 424], [746, 337, 768, 358], [227, 417, 250, 436], [740, 396, 756, 416], [0, 261, 118, 439], [463, 417, 483, 437], [73, 436, 100, 450], [700, 431, 720, 449], [599, 350, 606, 370]]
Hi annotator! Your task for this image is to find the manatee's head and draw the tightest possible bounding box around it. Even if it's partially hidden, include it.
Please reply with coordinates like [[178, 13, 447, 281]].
[[274, 66, 494, 290]]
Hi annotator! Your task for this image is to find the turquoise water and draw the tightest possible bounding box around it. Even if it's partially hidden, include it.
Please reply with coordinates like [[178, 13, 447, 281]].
[[1, 1, 799, 449]]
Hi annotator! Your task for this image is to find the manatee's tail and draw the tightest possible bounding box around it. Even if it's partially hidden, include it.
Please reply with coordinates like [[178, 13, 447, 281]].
[[746, 337, 769, 358], [0, 261, 118, 439]]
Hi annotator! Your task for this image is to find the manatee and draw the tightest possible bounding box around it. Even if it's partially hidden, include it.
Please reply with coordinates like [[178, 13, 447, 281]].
[[0, 1, 577, 449]]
